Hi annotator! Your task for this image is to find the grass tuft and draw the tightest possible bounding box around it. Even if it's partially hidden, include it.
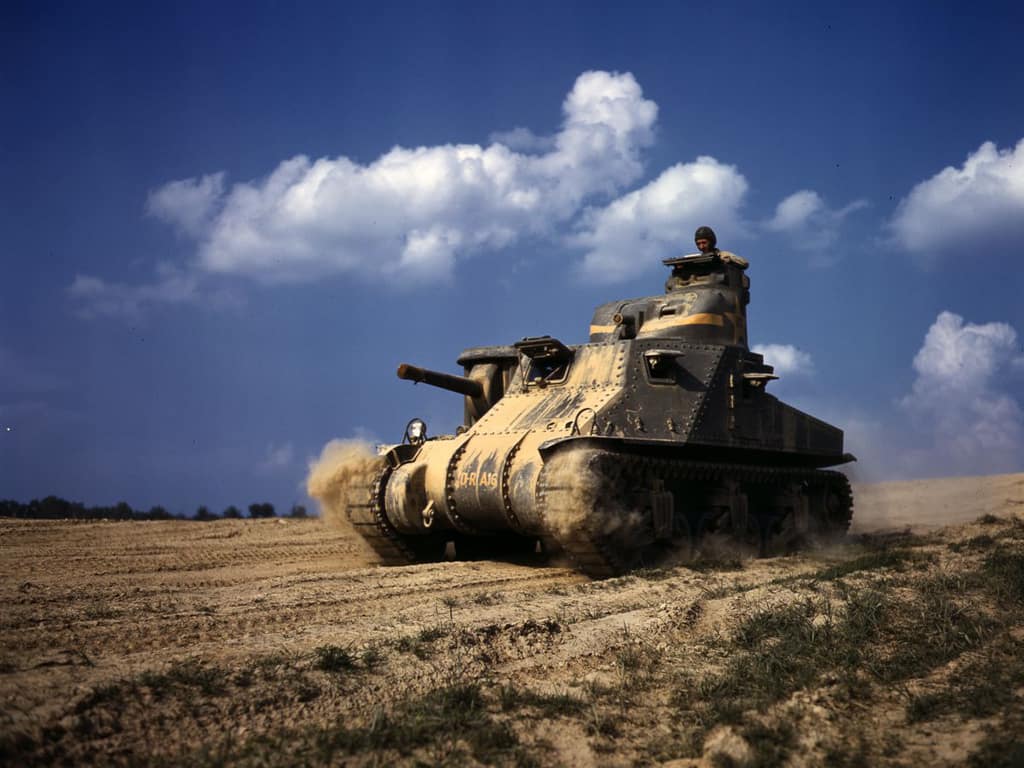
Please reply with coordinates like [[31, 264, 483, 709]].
[[472, 591, 505, 606], [309, 682, 519, 763], [314, 645, 355, 673], [417, 626, 448, 643], [948, 534, 996, 552], [812, 548, 926, 581], [138, 659, 227, 698], [905, 637, 1024, 723], [632, 566, 676, 580], [393, 625, 451, 660], [879, 574, 996, 681], [360, 647, 383, 670], [982, 548, 1024, 604], [673, 588, 888, 745]]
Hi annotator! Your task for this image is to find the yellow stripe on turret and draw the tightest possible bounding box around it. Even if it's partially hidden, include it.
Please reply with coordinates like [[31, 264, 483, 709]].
[[640, 313, 726, 333], [589, 324, 618, 335]]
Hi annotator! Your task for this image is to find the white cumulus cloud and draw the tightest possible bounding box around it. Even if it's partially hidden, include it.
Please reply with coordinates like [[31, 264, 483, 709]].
[[890, 138, 1024, 255], [68, 262, 243, 319], [765, 189, 868, 250], [68, 264, 200, 318], [146, 172, 225, 237], [571, 157, 749, 282], [152, 71, 657, 285], [487, 127, 556, 154], [78, 69, 884, 317], [751, 343, 814, 377], [899, 311, 1023, 473]]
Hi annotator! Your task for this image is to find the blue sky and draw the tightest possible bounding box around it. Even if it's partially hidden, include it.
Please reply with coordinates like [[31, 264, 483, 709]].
[[2, 0, 1023, 515]]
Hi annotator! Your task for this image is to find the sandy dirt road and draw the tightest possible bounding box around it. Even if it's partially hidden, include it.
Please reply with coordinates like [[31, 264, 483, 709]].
[[2, 472, 1023, 766]]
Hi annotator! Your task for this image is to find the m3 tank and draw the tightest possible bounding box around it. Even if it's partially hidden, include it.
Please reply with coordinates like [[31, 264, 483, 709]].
[[347, 249, 854, 578]]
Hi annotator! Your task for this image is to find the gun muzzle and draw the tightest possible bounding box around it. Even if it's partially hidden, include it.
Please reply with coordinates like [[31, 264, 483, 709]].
[[396, 363, 484, 398]]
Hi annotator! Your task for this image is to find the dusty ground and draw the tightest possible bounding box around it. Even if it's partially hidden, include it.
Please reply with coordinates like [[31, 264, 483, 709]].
[[2, 472, 1024, 767]]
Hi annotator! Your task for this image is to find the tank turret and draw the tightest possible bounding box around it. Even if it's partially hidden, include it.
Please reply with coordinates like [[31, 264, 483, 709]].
[[590, 251, 751, 347], [345, 248, 853, 578]]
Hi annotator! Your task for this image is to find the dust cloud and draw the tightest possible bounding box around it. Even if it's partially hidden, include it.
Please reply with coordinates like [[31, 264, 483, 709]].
[[851, 471, 1024, 533], [306, 439, 384, 530], [542, 447, 646, 543]]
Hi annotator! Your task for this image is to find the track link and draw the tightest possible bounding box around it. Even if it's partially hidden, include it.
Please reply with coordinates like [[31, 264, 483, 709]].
[[345, 464, 446, 566]]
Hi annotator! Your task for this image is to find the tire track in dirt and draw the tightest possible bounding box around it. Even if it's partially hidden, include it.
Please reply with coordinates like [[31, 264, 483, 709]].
[[0, 520, 587, 666]]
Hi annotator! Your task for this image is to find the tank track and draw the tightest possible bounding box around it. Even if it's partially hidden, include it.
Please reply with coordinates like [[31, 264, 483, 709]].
[[536, 451, 853, 579], [345, 463, 446, 566], [349, 451, 853, 576]]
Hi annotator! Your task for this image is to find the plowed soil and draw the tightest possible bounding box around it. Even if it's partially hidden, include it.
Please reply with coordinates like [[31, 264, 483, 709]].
[[2, 473, 1024, 767]]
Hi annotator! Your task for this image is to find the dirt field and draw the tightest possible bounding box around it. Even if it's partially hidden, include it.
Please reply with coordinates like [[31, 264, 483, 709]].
[[2, 472, 1024, 767]]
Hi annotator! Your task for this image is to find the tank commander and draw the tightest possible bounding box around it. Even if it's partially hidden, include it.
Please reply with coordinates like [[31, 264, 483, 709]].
[[694, 225, 717, 254], [664, 226, 748, 292]]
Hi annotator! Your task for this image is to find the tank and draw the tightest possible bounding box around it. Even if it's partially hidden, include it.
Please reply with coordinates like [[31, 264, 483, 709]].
[[347, 249, 854, 578]]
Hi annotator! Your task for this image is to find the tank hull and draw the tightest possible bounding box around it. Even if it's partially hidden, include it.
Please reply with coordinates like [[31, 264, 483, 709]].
[[347, 436, 852, 578]]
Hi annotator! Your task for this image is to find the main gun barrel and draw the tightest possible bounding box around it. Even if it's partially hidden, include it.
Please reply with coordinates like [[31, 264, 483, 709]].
[[396, 363, 484, 398]]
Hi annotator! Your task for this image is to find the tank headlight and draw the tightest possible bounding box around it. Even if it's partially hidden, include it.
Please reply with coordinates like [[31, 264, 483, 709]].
[[405, 418, 427, 446]]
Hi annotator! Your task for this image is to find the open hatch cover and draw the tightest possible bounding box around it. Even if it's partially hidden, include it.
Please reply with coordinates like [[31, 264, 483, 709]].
[[515, 336, 573, 387], [514, 336, 573, 362]]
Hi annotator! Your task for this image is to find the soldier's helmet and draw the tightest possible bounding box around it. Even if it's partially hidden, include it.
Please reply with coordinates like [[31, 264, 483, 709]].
[[694, 226, 717, 249]]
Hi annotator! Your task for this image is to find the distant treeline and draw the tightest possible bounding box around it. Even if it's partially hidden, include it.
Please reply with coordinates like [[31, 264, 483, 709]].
[[0, 497, 309, 521]]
